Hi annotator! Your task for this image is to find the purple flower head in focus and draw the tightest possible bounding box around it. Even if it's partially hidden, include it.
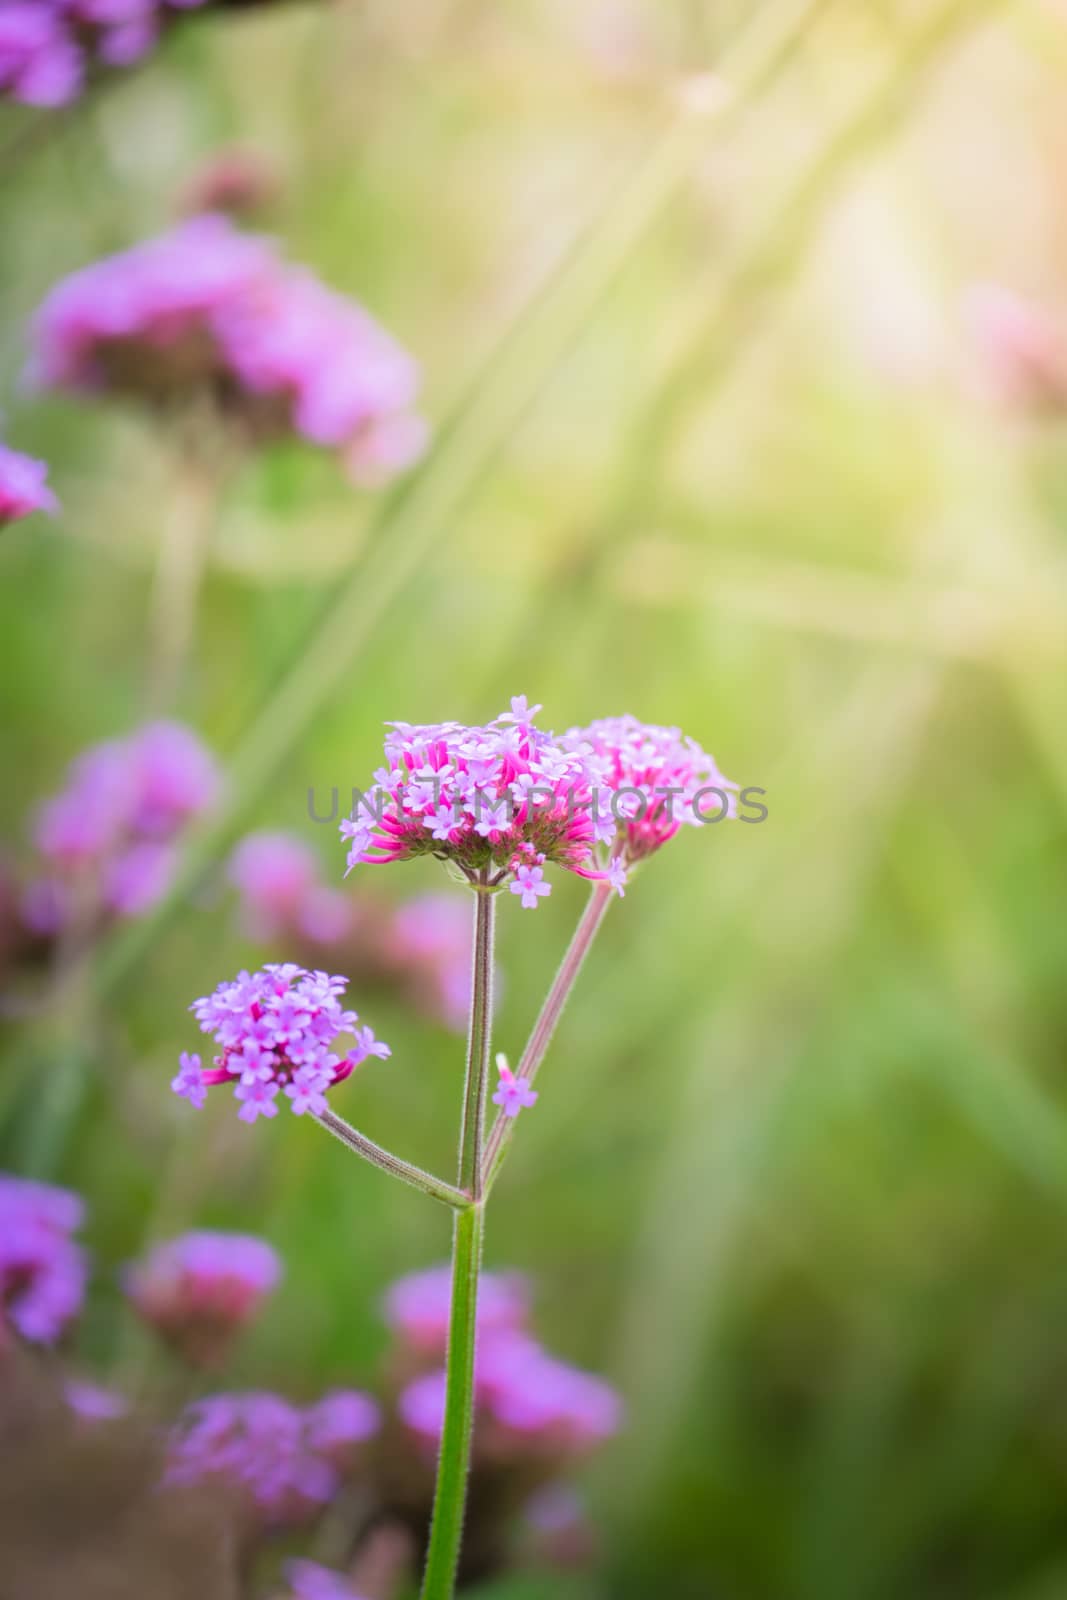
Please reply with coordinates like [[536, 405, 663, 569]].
[[340, 700, 616, 906], [122, 1228, 281, 1367], [28, 214, 427, 486], [0, 1173, 87, 1346], [177, 964, 390, 1124], [566, 714, 737, 865], [0, 443, 58, 528]]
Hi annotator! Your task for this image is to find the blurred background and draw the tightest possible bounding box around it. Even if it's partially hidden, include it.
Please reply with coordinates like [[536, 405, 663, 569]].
[[3, 1, 1067, 1596]]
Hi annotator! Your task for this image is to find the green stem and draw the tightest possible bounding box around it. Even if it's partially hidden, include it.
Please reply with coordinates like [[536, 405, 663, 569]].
[[421, 1201, 485, 1600], [458, 884, 496, 1199], [314, 1108, 471, 1211], [419, 882, 495, 1599], [483, 879, 614, 1194]]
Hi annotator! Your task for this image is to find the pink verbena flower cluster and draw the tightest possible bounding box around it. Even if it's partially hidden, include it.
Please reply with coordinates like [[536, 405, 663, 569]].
[[389, 1264, 621, 1462], [175, 963, 390, 1123], [122, 1229, 281, 1367], [568, 713, 737, 863], [0, 1174, 87, 1345], [28, 213, 427, 485], [166, 1385, 380, 1526], [0, 442, 57, 528], [341, 697, 616, 908], [227, 832, 477, 1031], [24, 720, 219, 934]]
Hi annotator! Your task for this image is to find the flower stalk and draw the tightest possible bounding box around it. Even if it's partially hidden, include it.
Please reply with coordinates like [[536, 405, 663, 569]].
[[483, 879, 614, 1194], [314, 1108, 471, 1212], [419, 877, 495, 1599]]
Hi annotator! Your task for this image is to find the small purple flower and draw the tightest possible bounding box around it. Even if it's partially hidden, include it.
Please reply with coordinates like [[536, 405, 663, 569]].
[[284, 1065, 331, 1117], [0, 443, 58, 527], [171, 1052, 207, 1109], [235, 1076, 280, 1123], [607, 856, 628, 897], [491, 1054, 537, 1118], [509, 862, 551, 909]]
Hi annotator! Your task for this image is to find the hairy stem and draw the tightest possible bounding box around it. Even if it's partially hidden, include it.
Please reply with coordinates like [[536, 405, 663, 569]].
[[314, 1108, 470, 1211], [483, 879, 614, 1193], [458, 885, 496, 1199], [420, 1200, 485, 1600], [419, 883, 496, 1599]]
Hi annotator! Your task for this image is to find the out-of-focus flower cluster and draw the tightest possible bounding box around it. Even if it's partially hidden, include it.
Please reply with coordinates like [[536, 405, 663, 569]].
[[175, 962, 390, 1123], [166, 1386, 380, 1527], [342, 698, 619, 908], [381, 1263, 621, 1577], [0, 441, 57, 528], [390, 1266, 622, 1462], [0, 1174, 617, 1590], [122, 1230, 281, 1368], [0, 1175, 86, 1345], [28, 213, 427, 485], [228, 831, 476, 1031], [13, 720, 218, 946], [0, 1, 299, 109]]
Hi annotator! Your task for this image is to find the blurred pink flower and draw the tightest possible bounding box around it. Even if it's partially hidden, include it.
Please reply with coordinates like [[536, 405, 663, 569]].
[[122, 1229, 281, 1367], [28, 214, 427, 484], [0, 1174, 87, 1346], [399, 1328, 622, 1457], [0, 443, 57, 527], [963, 284, 1067, 416], [167, 1391, 338, 1527], [26, 721, 218, 937], [228, 831, 323, 939]]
